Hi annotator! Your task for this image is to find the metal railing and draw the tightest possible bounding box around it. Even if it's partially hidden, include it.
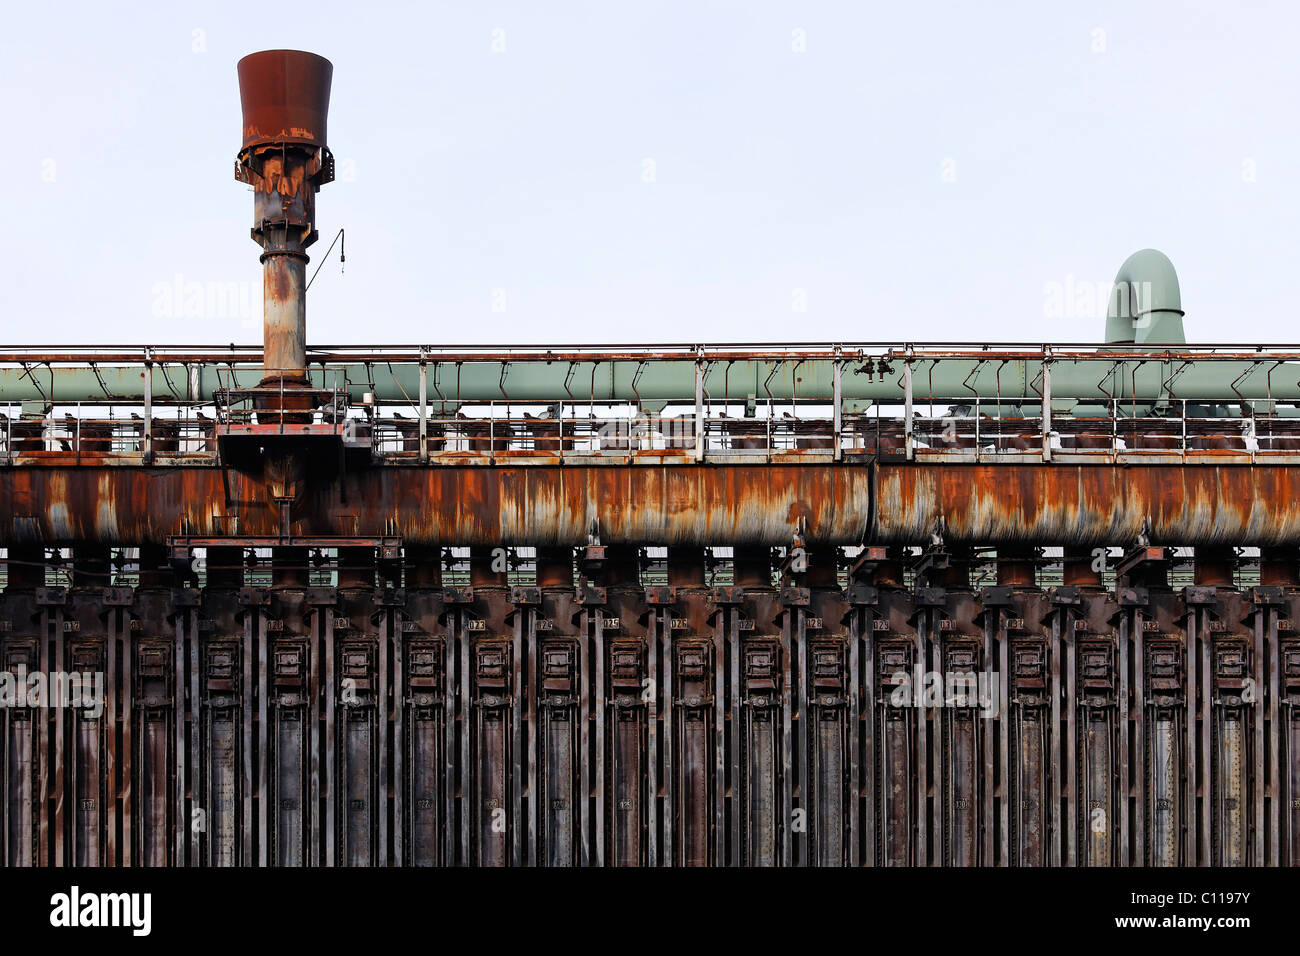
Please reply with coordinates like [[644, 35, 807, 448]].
[[4, 393, 1300, 465], [213, 366, 351, 434], [0, 401, 219, 461]]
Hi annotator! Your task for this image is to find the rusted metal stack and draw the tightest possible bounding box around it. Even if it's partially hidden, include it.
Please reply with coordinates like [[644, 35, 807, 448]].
[[1, 50, 1299, 868]]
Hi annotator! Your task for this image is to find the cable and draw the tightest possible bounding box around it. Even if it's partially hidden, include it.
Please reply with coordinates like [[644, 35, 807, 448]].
[[306, 228, 345, 290]]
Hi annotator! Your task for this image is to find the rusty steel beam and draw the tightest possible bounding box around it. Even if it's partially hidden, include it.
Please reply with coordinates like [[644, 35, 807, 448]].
[[0, 464, 871, 546], [6, 462, 1300, 546], [874, 463, 1300, 547]]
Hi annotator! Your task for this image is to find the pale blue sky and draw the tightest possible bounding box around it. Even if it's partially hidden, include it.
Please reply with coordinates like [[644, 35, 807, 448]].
[[1, 1, 1296, 345]]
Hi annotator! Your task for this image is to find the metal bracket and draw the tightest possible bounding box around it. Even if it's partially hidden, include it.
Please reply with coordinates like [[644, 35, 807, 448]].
[[709, 585, 744, 606], [1115, 544, 1169, 580], [443, 586, 474, 606], [1182, 585, 1219, 607], [373, 587, 407, 607], [914, 586, 947, 608], [237, 586, 269, 607], [979, 586, 1015, 608], [305, 587, 338, 607], [574, 585, 607, 607], [846, 582, 879, 606], [102, 587, 135, 607], [35, 586, 67, 606], [1117, 586, 1150, 607], [1049, 585, 1083, 607], [644, 586, 676, 606], [848, 545, 889, 580], [171, 588, 201, 608], [779, 586, 810, 607], [1251, 586, 1286, 607], [510, 586, 541, 606]]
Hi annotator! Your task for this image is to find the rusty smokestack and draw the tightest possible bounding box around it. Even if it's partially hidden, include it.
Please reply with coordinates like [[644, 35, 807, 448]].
[[235, 50, 334, 387]]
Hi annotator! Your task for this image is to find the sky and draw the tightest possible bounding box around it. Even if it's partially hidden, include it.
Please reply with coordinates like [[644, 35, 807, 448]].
[[1, 1, 1297, 347]]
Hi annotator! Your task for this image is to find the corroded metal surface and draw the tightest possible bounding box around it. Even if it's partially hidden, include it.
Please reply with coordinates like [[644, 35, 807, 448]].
[[874, 464, 1300, 546], [4, 561, 1294, 867], [8, 462, 1300, 546], [0, 464, 873, 546]]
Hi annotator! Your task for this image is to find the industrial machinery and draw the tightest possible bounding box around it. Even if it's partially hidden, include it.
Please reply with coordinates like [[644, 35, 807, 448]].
[[2, 50, 1299, 867]]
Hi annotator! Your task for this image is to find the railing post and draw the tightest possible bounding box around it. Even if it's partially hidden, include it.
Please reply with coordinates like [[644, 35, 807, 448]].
[[1112, 398, 1118, 461], [143, 355, 154, 461], [1181, 398, 1187, 462], [832, 355, 843, 461], [418, 351, 429, 461], [694, 358, 704, 462], [903, 360, 914, 460], [1041, 357, 1052, 462]]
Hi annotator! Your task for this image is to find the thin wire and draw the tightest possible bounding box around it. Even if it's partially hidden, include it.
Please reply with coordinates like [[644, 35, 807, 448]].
[[306, 228, 345, 290]]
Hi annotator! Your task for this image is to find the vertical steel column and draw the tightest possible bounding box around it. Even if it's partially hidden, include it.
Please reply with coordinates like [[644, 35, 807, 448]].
[[256, 609, 268, 866], [324, 613, 336, 866], [780, 607, 793, 866], [694, 359, 704, 462], [662, 617, 674, 865], [1133, 608, 1146, 867], [242, 607, 255, 867], [903, 361, 914, 460], [442, 610, 457, 867], [1041, 359, 1052, 462], [511, 599, 526, 867], [713, 612, 726, 866], [647, 606, 660, 866], [527, 608, 539, 865], [594, 615, 606, 867], [107, 606, 121, 868], [142, 359, 153, 459], [418, 355, 429, 461]]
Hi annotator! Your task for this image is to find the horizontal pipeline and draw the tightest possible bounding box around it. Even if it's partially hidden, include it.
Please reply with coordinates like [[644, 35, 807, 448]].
[[2, 462, 1300, 547], [5, 351, 1300, 404]]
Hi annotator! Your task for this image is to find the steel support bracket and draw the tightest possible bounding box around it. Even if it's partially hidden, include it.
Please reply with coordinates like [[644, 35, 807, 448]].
[[305, 587, 338, 606], [171, 588, 201, 608], [710, 585, 744, 605], [102, 587, 135, 607], [1115, 544, 1169, 580], [1252, 586, 1287, 607], [1182, 585, 1218, 607], [914, 586, 947, 608], [979, 586, 1016, 608], [1048, 585, 1083, 606], [35, 586, 67, 606], [846, 582, 879, 606], [779, 586, 810, 607], [510, 586, 541, 606], [645, 586, 676, 606], [574, 585, 606, 607], [237, 586, 269, 607], [1117, 586, 1150, 608], [848, 545, 889, 580], [443, 586, 474, 606]]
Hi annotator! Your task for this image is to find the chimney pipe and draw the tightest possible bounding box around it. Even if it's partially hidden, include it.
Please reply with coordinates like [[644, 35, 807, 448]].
[[1105, 248, 1185, 345], [235, 50, 334, 387]]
